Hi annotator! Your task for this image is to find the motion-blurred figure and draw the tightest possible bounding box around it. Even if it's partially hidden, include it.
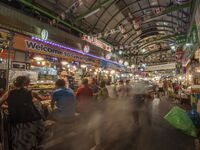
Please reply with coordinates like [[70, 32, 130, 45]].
[[116, 80, 126, 99], [76, 78, 93, 114], [106, 81, 117, 100]]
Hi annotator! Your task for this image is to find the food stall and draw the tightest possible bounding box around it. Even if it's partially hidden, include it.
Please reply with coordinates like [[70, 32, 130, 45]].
[[7, 33, 101, 105]]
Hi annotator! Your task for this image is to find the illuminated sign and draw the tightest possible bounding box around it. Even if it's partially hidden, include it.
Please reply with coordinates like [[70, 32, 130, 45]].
[[41, 29, 48, 41]]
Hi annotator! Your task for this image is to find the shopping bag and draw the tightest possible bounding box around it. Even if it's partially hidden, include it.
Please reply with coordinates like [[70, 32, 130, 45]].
[[164, 106, 197, 137]]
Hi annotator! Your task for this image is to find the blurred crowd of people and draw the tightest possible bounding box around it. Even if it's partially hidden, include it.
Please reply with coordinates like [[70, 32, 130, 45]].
[[0, 76, 138, 150], [2, 75, 189, 150]]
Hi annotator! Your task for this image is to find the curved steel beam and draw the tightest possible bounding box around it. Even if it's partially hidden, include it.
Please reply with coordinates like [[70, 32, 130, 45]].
[[101, 2, 190, 34], [113, 19, 179, 42], [117, 25, 176, 45], [120, 29, 175, 47], [109, 13, 187, 42], [136, 39, 175, 53], [135, 36, 176, 51], [91, 0, 118, 32], [101, 5, 165, 32], [126, 40, 175, 57], [143, 48, 171, 58], [142, 60, 176, 65]]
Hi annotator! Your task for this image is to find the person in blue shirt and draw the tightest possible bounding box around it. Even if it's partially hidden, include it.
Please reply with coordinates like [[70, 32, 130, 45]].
[[51, 79, 76, 122]]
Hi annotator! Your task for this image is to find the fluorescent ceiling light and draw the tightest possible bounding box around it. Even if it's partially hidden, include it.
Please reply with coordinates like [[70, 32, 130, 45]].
[[186, 43, 192, 46], [84, 8, 100, 18], [141, 49, 146, 53], [171, 45, 176, 50]]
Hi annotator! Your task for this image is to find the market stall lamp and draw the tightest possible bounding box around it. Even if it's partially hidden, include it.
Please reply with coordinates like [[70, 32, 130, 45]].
[[110, 70, 115, 74], [81, 64, 87, 68], [189, 75, 192, 81], [61, 61, 68, 65], [73, 66, 77, 70], [41, 61, 46, 66], [34, 56, 44, 61]]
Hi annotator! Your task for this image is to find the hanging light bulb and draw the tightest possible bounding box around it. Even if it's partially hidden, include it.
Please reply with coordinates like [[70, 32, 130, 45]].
[[131, 64, 135, 68], [119, 50, 123, 55], [124, 61, 129, 66], [81, 64, 87, 68]]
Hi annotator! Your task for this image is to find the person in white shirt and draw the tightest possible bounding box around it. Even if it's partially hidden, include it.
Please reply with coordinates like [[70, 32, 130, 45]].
[[116, 80, 126, 98], [106, 81, 117, 99]]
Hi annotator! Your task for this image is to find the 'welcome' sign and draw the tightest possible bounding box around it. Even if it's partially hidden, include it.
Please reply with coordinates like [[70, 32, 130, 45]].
[[13, 34, 100, 66]]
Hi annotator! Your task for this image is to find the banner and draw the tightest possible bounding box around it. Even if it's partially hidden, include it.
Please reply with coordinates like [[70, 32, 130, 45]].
[[13, 34, 100, 66], [145, 63, 176, 71], [100, 60, 125, 71]]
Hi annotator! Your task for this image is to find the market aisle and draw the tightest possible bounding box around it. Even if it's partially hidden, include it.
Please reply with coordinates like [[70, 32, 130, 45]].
[[44, 96, 195, 150]]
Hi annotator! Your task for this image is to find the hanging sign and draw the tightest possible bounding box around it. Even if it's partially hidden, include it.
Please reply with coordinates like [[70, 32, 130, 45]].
[[0, 49, 14, 59], [100, 60, 124, 71], [13, 34, 100, 66], [82, 34, 112, 52], [145, 63, 176, 71]]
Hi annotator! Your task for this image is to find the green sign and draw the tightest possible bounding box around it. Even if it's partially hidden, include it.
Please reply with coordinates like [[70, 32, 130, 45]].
[[176, 35, 187, 44]]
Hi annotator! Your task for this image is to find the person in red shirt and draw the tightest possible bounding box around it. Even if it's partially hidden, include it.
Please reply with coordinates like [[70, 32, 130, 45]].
[[76, 78, 93, 114]]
